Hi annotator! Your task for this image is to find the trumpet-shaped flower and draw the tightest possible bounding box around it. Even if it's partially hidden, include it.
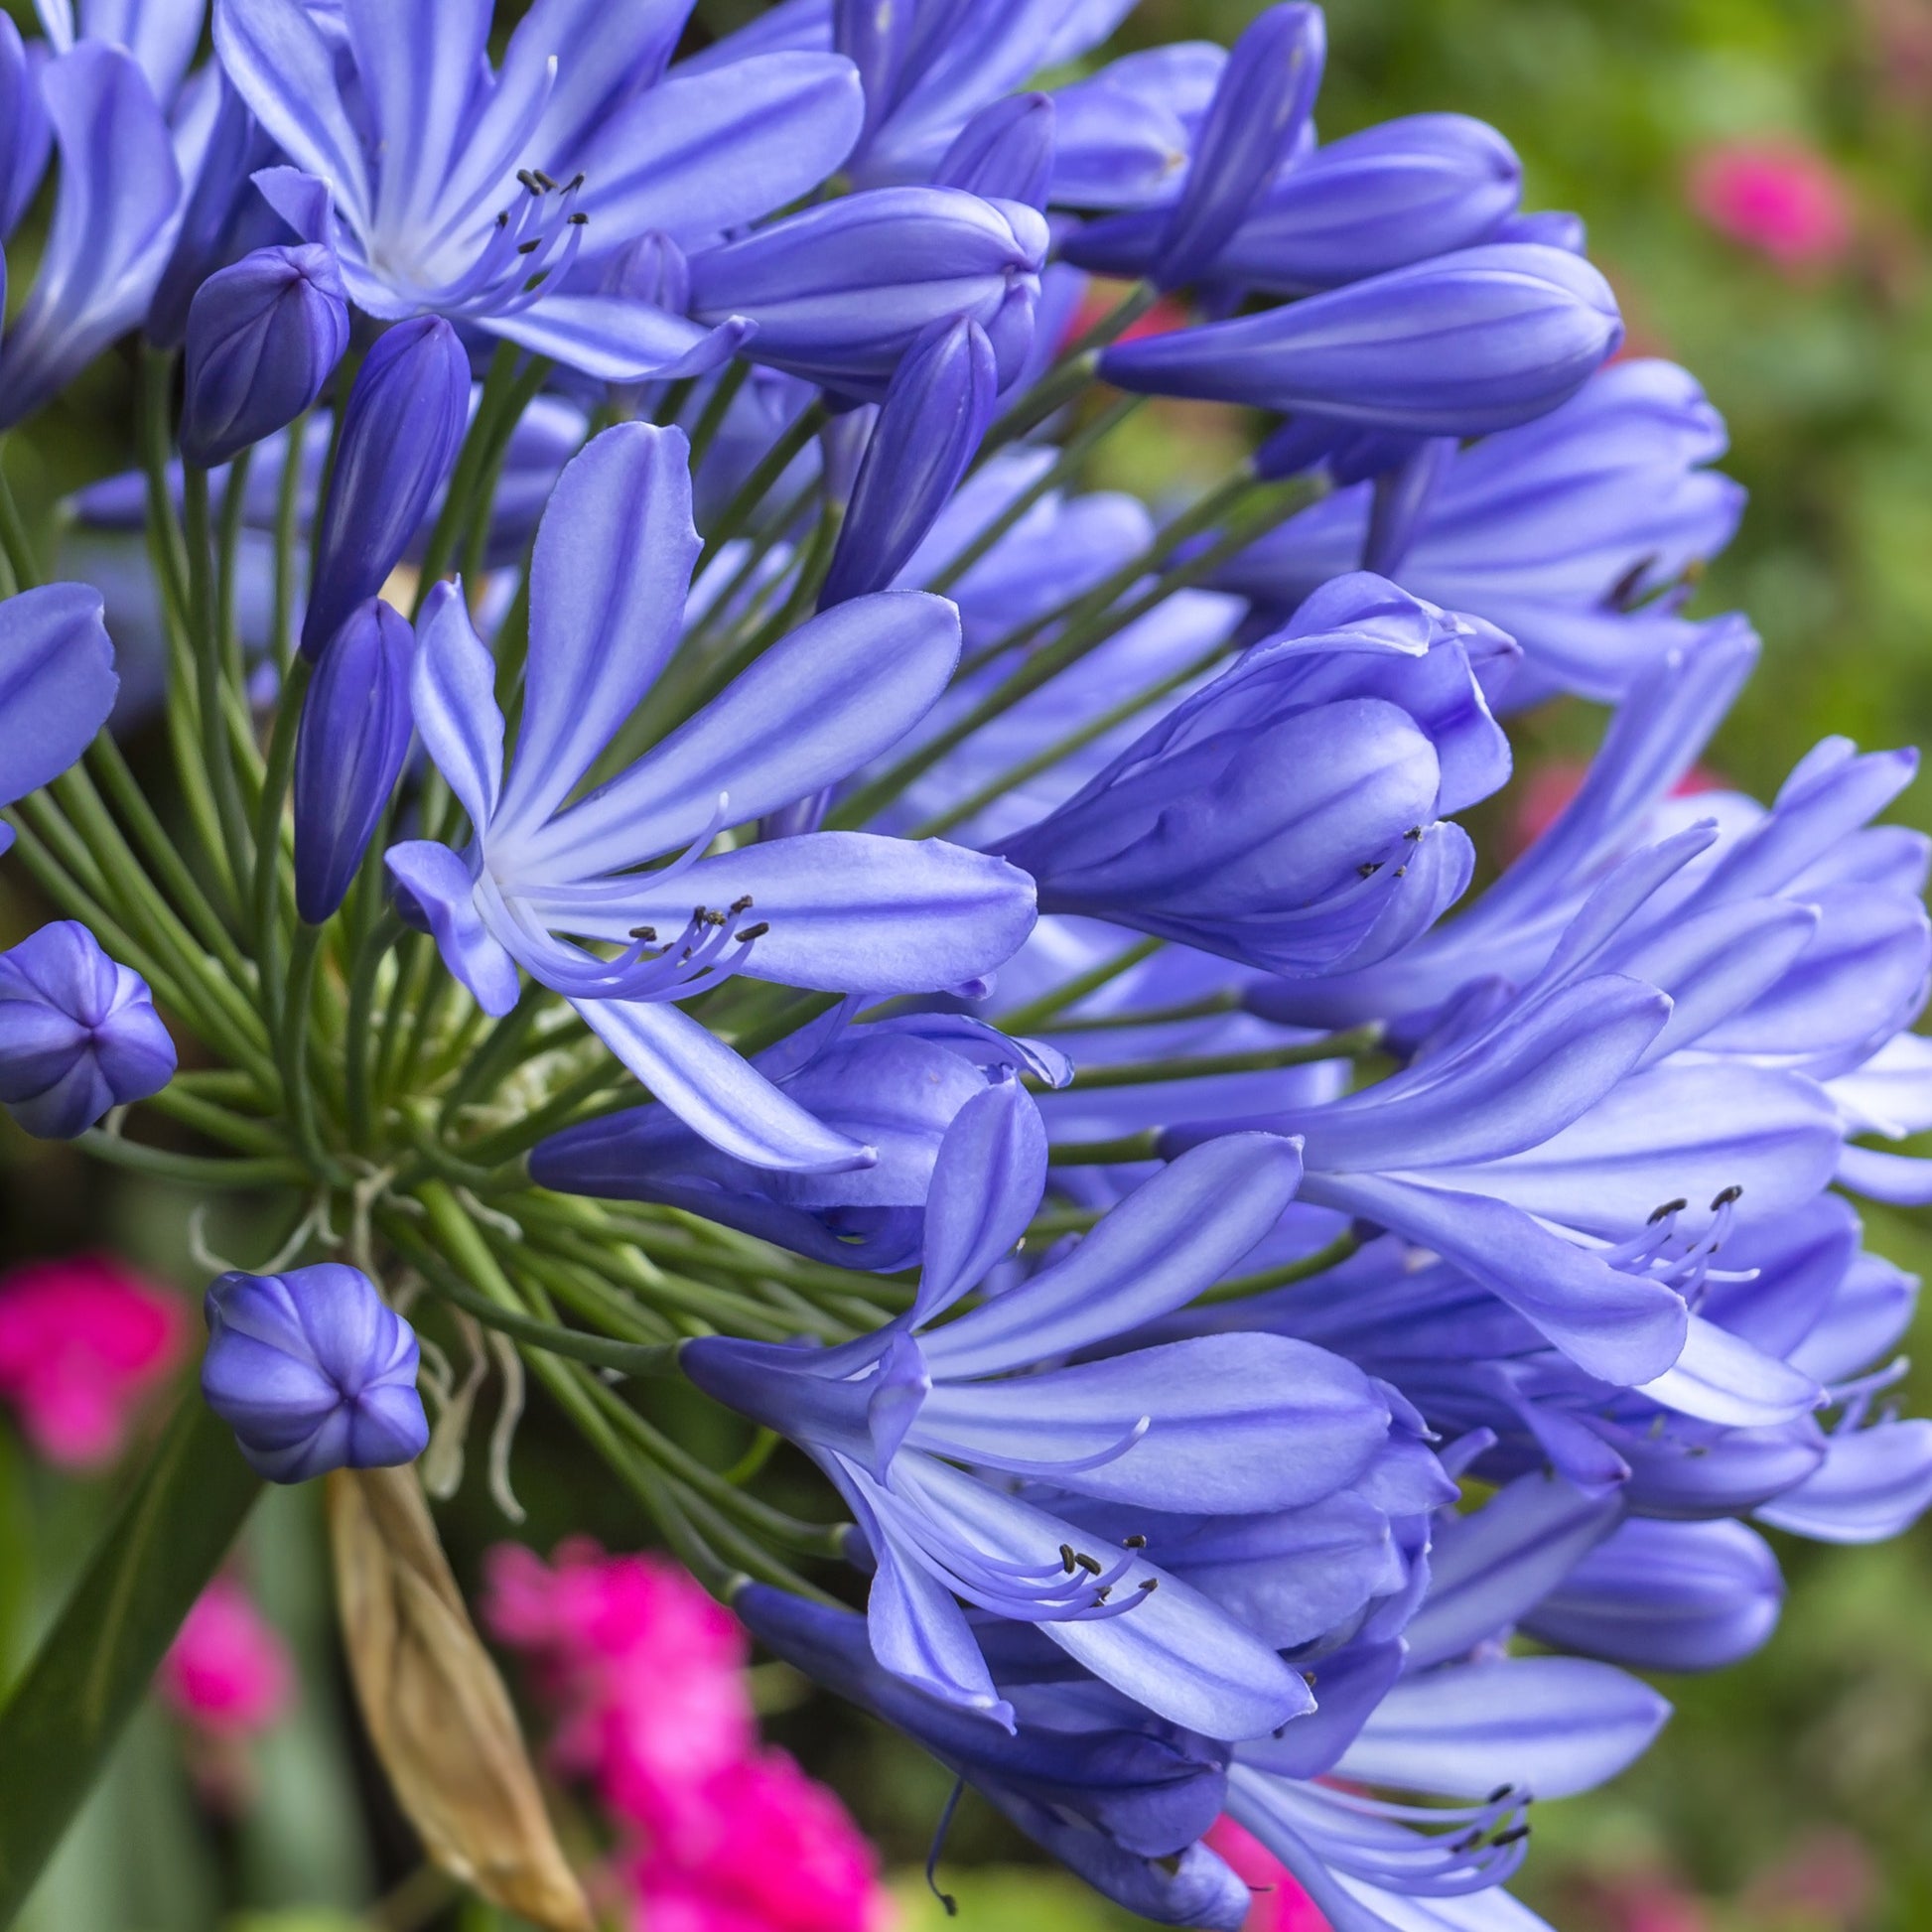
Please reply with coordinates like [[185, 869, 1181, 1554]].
[[684, 1082, 1391, 1734], [387, 422, 1035, 1173], [211, 0, 865, 379]]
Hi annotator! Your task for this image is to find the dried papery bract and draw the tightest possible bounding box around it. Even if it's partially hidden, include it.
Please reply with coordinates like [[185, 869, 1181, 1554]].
[[326, 1466, 593, 1932]]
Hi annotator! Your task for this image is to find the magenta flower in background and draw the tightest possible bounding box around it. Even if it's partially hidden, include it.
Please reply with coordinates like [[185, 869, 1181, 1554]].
[[157, 1576, 296, 1740], [485, 1541, 892, 1932], [0, 1253, 186, 1466], [1688, 139, 1856, 274], [1201, 1816, 1329, 1931]]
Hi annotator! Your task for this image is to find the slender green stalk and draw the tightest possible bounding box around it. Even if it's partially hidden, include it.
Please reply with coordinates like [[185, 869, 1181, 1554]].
[[996, 935, 1163, 1033], [0, 446, 42, 589], [270, 410, 308, 676], [345, 907, 404, 1149], [184, 466, 258, 904], [1196, 1230, 1362, 1304], [252, 652, 314, 1019], [1046, 1025, 1385, 1091], [73, 1132, 304, 1188], [696, 401, 826, 570], [0, 1399, 262, 1926], [277, 925, 337, 1179]]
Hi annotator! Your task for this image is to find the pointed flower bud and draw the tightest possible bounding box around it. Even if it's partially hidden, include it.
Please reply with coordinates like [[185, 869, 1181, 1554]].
[[688, 187, 1047, 398], [936, 93, 1056, 208], [301, 317, 470, 658], [201, 1263, 429, 1483], [1150, 2, 1325, 289], [181, 242, 350, 468], [294, 597, 415, 923], [1100, 242, 1622, 436], [819, 317, 999, 608], [0, 921, 176, 1139]]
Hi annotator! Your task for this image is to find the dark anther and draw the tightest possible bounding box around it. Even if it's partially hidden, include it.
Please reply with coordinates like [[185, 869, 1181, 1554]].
[[1647, 1197, 1688, 1223], [567, 210, 589, 225], [737, 921, 769, 941], [1487, 1785, 1513, 1804], [515, 168, 543, 193], [566, 171, 587, 192], [1058, 1543, 1076, 1575], [495, 209, 509, 227], [628, 925, 658, 942], [1405, 824, 1425, 841], [1358, 861, 1382, 878], [1121, 1533, 1147, 1549], [1137, 1578, 1158, 1592], [516, 238, 541, 254], [532, 169, 559, 191], [1093, 1586, 1111, 1603], [1393, 865, 1408, 878], [1073, 1551, 1103, 1577], [1711, 1183, 1743, 1208], [1452, 1832, 1483, 1854], [1606, 554, 1660, 613], [1492, 1825, 1531, 1848], [1302, 1670, 1317, 1687], [731, 896, 756, 914]]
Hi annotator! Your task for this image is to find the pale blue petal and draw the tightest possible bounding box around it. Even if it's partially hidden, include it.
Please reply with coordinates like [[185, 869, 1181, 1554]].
[[410, 581, 503, 835]]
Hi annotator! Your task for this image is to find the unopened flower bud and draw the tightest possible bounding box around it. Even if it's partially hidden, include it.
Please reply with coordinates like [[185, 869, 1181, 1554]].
[[201, 1263, 429, 1482], [820, 316, 998, 608], [301, 317, 470, 658], [0, 920, 176, 1138], [181, 241, 349, 468], [294, 597, 415, 922]]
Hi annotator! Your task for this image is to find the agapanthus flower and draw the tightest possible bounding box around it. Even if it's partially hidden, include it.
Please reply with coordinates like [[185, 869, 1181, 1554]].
[[0, 582, 120, 856], [1213, 360, 1746, 705], [685, 1081, 1392, 1735], [388, 421, 1035, 1173], [212, 0, 863, 379], [0, 41, 182, 429]]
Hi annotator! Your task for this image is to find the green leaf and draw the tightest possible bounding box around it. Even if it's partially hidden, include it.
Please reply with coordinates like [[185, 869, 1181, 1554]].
[[0, 1397, 262, 1927]]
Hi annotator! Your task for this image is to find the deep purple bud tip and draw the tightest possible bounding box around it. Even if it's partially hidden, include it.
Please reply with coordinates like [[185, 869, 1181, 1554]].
[[0, 920, 176, 1139], [181, 242, 350, 469], [201, 1262, 429, 1482]]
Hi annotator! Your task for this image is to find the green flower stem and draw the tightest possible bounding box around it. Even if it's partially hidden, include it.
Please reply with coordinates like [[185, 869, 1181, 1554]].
[[0, 1397, 262, 1927], [51, 765, 273, 1068], [977, 347, 1101, 462], [996, 935, 1163, 1034], [1044, 1025, 1385, 1092], [694, 400, 827, 574], [382, 1201, 679, 1377], [215, 446, 255, 708], [86, 735, 251, 983], [1046, 1128, 1164, 1167], [909, 634, 1233, 839], [505, 1241, 680, 1346], [683, 360, 750, 475], [1060, 278, 1162, 360], [136, 346, 192, 627], [252, 653, 313, 1006], [0, 444, 43, 589], [521, 1348, 746, 1601], [828, 472, 1289, 830], [433, 982, 545, 1128], [270, 409, 308, 677], [460, 354, 554, 590], [679, 473, 817, 656], [580, 1373, 851, 1561], [277, 924, 339, 1180], [140, 1083, 292, 1159], [1197, 1229, 1361, 1304], [456, 1058, 639, 1169], [345, 906, 404, 1150], [184, 466, 258, 906], [412, 343, 523, 610], [1039, 992, 1245, 1034], [926, 392, 1146, 597], [73, 1130, 305, 1187]]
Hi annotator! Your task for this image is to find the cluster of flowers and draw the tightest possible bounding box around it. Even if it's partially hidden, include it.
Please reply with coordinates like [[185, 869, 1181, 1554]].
[[486, 1539, 892, 1932], [2, 2, 1931, 1928]]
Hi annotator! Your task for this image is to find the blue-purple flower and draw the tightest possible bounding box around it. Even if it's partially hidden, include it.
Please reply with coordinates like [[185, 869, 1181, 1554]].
[[201, 1262, 430, 1481], [387, 421, 1035, 1172]]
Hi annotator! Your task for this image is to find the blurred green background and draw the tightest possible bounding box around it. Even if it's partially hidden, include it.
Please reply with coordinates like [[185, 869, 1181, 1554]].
[[6, 1, 1932, 1929]]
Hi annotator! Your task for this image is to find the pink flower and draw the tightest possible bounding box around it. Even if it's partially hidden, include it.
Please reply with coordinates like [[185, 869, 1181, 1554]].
[[1688, 140, 1856, 275], [0, 1254, 188, 1467], [1204, 1817, 1329, 1931], [157, 1576, 295, 1739], [627, 1749, 893, 1932], [483, 1539, 754, 1794], [488, 1541, 895, 1932]]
